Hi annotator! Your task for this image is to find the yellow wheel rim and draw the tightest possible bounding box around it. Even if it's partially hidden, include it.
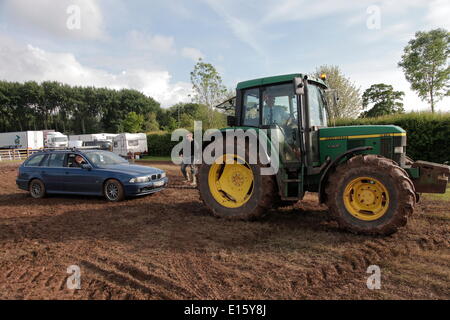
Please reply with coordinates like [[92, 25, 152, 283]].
[[343, 177, 390, 221], [208, 154, 254, 208]]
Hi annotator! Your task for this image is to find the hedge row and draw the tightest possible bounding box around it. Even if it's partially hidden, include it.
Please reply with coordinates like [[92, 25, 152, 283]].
[[147, 133, 179, 157], [334, 112, 450, 164], [147, 112, 450, 164]]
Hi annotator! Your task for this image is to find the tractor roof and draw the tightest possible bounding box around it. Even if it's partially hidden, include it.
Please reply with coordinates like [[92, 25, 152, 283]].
[[236, 73, 327, 90]]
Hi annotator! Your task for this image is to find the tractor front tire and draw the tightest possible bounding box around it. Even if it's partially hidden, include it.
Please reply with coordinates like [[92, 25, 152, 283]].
[[325, 155, 416, 235], [197, 141, 276, 221]]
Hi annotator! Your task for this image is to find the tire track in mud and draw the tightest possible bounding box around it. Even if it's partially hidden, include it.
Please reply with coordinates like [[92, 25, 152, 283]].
[[66, 247, 192, 299]]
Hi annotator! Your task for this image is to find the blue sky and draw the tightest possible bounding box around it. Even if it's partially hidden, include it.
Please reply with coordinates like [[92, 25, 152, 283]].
[[0, 0, 448, 110]]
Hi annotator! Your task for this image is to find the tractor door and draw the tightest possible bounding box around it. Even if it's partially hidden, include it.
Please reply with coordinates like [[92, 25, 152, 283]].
[[304, 82, 328, 167], [261, 83, 302, 163], [260, 83, 303, 199]]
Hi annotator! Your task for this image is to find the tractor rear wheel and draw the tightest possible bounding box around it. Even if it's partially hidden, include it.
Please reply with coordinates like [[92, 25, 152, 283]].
[[197, 141, 276, 221], [325, 155, 416, 235]]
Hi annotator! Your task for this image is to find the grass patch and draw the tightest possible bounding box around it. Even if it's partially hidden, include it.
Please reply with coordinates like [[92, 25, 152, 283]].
[[422, 187, 450, 202], [137, 156, 174, 162]]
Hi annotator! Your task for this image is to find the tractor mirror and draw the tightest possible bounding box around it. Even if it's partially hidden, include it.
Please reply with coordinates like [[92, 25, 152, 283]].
[[227, 115, 236, 127], [294, 77, 304, 95]]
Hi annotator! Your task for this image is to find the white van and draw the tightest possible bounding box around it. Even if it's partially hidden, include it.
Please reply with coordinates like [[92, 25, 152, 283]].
[[45, 132, 68, 148]]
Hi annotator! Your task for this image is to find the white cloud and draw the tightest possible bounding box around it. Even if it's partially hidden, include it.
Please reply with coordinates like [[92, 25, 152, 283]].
[[359, 23, 414, 44], [127, 30, 176, 55], [204, 0, 266, 56], [3, 0, 105, 40], [264, 0, 429, 24], [0, 36, 191, 107], [344, 54, 449, 112], [425, 0, 450, 30], [181, 47, 205, 61]]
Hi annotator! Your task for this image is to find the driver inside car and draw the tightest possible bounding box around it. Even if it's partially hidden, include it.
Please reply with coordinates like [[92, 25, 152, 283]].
[[70, 155, 86, 168]]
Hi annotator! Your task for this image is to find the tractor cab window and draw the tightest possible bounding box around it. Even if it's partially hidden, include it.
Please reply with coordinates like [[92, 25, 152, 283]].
[[262, 84, 297, 127], [307, 84, 328, 127], [242, 88, 260, 127]]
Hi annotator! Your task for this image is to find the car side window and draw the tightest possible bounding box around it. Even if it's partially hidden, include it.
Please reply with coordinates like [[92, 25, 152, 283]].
[[48, 153, 65, 168], [66, 153, 86, 168], [25, 154, 46, 167]]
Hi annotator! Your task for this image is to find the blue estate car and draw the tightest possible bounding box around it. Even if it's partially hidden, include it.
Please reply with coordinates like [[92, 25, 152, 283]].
[[16, 150, 168, 202]]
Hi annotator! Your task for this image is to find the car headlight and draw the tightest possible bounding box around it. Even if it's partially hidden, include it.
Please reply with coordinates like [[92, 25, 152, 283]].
[[160, 172, 166, 178], [129, 176, 150, 183]]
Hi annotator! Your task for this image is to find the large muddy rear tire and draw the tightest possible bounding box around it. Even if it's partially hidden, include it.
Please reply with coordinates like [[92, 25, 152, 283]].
[[197, 140, 276, 221], [325, 155, 416, 235]]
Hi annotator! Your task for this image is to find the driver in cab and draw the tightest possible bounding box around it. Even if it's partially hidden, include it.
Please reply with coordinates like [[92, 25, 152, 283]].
[[263, 93, 290, 126]]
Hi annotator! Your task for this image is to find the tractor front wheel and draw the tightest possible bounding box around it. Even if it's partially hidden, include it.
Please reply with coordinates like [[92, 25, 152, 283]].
[[325, 155, 416, 235]]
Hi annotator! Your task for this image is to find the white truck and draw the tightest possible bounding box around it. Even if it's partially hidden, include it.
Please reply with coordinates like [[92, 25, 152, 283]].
[[0, 131, 44, 149], [113, 133, 148, 157], [45, 132, 69, 148]]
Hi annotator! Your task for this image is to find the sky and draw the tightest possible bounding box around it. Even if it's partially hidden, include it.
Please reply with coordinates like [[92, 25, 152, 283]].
[[0, 0, 449, 110]]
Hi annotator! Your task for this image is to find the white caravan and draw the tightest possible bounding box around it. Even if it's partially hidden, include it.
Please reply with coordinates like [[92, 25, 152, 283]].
[[113, 133, 148, 156], [45, 132, 69, 148], [0, 131, 44, 149], [69, 133, 118, 143]]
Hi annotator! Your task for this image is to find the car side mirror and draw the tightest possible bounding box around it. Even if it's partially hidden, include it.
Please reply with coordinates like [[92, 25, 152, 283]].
[[81, 164, 92, 170]]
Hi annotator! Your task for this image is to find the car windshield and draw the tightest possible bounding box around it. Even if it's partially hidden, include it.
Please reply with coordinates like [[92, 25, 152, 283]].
[[85, 151, 128, 166], [54, 137, 68, 142]]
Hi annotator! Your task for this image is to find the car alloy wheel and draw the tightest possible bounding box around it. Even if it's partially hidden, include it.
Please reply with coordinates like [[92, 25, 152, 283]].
[[31, 182, 42, 197], [106, 182, 119, 201]]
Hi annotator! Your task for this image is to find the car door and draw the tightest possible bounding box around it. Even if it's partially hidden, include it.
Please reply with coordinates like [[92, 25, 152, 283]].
[[64, 153, 103, 195], [42, 153, 67, 192]]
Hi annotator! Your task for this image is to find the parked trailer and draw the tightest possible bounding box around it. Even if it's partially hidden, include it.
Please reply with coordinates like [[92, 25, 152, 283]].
[[113, 133, 148, 157], [69, 133, 118, 143], [0, 131, 44, 150]]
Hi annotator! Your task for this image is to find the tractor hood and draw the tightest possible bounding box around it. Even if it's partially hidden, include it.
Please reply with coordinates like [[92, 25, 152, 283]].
[[319, 125, 406, 139]]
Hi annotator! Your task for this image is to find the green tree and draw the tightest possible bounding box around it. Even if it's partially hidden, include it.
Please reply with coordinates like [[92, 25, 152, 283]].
[[361, 84, 405, 118], [190, 59, 228, 123], [121, 111, 144, 133], [314, 65, 362, 119], [143, 112, 160, 132], [398, 28, 450, 113]]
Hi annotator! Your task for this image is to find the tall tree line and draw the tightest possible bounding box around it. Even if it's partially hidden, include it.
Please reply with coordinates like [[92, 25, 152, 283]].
[[0, 80, 163, 134]]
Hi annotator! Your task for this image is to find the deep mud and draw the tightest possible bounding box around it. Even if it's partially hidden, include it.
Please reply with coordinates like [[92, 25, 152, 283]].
[[0, 163, 448, 299]]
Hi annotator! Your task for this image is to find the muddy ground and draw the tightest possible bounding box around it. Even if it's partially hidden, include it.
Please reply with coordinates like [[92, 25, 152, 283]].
[[0, 162, 448, 300]]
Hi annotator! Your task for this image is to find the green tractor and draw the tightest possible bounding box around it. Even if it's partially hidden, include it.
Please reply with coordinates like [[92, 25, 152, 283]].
[[196, 73, 450, 235]]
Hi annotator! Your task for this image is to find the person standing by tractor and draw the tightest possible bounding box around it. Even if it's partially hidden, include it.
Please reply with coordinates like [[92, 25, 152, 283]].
[[180, 133, 198, 186]]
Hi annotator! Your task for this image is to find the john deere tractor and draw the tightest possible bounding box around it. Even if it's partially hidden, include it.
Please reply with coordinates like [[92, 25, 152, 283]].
[[196, 73, 449, 235]]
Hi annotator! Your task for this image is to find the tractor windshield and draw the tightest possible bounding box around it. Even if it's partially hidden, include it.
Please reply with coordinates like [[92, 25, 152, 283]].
[[307, 83, 328, 127]]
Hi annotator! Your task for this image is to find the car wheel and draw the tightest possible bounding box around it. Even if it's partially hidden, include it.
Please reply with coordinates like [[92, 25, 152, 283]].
[[29, 179, 46, 199], [104, 179, 125, 202]]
